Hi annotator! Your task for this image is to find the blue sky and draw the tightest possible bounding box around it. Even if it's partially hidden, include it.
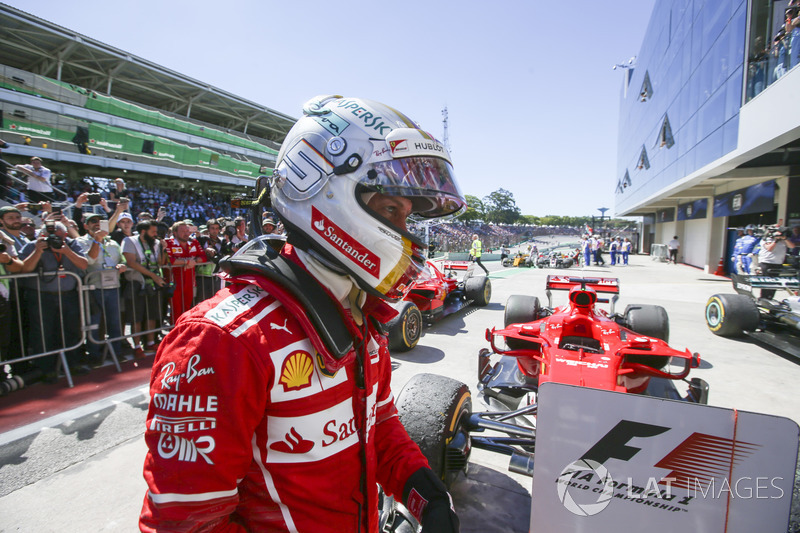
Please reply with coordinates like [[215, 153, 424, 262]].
[[7, 0, 656, 217]]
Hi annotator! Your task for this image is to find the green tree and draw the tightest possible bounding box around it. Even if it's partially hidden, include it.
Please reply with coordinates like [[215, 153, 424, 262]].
[[459, 194, 485, 223], [483, 188, 521, 224]]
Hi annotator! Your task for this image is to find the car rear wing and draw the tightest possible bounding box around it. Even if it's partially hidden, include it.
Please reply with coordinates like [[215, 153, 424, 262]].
[[731, 273, 800, 296], [441, 260, 472, 271], [545, 276, 620, 312], [545, 275, 620, 293], [439, 260, 476, 281]]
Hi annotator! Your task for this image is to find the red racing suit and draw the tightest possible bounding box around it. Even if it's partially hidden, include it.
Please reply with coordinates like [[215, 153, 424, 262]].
[[163, 236, 207, 323], [140, 246, 429, 532]]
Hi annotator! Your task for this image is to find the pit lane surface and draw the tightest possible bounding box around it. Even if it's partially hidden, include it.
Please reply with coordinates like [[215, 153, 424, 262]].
[[1, 248, 799, 532]]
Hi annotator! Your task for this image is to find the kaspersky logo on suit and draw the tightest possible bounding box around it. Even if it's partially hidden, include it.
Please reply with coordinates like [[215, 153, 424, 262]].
[[311, 206, 380, 276]]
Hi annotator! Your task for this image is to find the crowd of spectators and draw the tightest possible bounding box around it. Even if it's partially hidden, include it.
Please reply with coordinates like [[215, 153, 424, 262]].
[[0, 189, 275, 386], [747, 1, 800, 100], [60, 178, 248, 226], [416, 221, 583, 254]]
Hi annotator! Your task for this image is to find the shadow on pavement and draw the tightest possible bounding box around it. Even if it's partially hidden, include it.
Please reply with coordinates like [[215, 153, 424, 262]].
[[451, 463, 531, 533], [390, 345, 446, 365]]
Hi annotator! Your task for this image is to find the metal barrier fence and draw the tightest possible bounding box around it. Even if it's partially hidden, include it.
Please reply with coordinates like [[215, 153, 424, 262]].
[[0, 263, 224, 389]]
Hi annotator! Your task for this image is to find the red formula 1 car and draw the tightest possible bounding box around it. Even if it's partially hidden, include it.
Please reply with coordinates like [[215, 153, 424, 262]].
[[394, 276, 708, 488], [386, 259, 491, 351]]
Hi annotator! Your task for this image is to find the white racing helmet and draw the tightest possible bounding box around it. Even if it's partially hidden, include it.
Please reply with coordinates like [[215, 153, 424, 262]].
[[272, 95, 466, 301]]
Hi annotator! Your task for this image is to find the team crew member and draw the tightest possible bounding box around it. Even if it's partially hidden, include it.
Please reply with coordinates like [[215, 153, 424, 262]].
[[667, 235, 680, 264], [621, 237, 632, 265], [163, 220, 207, 323], [738, 225, 760, 273], [469, 234, 489, 275], [140, 96, 463, 533]]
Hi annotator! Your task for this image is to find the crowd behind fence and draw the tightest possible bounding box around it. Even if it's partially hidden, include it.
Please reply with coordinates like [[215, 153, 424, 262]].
[[0, 263, 221, 389]]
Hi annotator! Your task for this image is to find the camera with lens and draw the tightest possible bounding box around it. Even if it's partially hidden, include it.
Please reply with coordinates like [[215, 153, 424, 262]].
[[0, 242, 6, 254], [44, 222, 63, 250], [224, 224, 236, 238], [87, 193, 102, 205], [46, 234, 63, 250], [160, 283, 176, 298], [26, 202, 42, 214]]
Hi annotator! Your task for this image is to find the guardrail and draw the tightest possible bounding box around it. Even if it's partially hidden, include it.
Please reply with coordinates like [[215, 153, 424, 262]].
[[0, 262, 224, 389]]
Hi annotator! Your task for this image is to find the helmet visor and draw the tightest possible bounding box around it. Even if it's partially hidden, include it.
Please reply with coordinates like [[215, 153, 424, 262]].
[[363, 157, 466, 218]]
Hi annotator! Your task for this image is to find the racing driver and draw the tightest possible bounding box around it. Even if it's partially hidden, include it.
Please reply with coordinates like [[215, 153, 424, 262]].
[[139, 95, 465, 532]]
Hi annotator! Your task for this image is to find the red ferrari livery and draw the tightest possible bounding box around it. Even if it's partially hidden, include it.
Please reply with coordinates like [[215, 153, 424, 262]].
[[386, 260, 491, 351]]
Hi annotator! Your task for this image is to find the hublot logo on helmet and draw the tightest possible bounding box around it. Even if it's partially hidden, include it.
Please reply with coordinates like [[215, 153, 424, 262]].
[[413, 141, 444, 153], [312, 206, 380, 276]]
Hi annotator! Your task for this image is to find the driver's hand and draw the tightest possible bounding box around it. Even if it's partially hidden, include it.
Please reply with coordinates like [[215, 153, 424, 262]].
[[404, 468, 459, 533], [420, 502, 459, 533]]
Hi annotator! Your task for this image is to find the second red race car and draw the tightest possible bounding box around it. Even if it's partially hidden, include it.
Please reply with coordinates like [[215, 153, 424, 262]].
[[394, 275, 708, 488], [386, 259, 491, 351]]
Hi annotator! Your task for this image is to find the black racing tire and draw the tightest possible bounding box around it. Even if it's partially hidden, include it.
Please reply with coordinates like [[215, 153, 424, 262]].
[[623, 304, 670, 343], [465, 276, 492, 306], [705, 293, 759, 337], [396, 373, 472, 487], [623, 304, 671, 370], [502, 258, 512, 267], [505, 295, 540, 327], [563, 258, 574, 268], [387, 302, 422, 352], [504, 295, 541, 350]]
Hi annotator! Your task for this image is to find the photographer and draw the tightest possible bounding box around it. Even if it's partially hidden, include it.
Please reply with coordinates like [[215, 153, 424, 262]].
[[757, 228, 796, 299], [122, 220, 166, 359], [195, 218, 230, 304], [78, 213, 127, 366], [18, 220, 88, 382]]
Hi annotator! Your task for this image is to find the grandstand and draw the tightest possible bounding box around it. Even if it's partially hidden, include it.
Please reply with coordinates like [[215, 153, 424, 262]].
[[0, 4, 295, 196]]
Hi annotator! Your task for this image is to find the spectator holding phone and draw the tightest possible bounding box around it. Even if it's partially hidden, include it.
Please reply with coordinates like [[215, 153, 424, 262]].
[[79, 213, 127, 366]]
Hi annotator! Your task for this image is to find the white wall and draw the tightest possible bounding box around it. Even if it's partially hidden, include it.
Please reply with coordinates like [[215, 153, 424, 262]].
[[683, 218, 709, 268]]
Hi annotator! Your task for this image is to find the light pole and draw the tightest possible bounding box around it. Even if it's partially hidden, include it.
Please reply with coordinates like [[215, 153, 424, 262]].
[[597, 207, 609, 236], [612, 56, 636, 98]]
